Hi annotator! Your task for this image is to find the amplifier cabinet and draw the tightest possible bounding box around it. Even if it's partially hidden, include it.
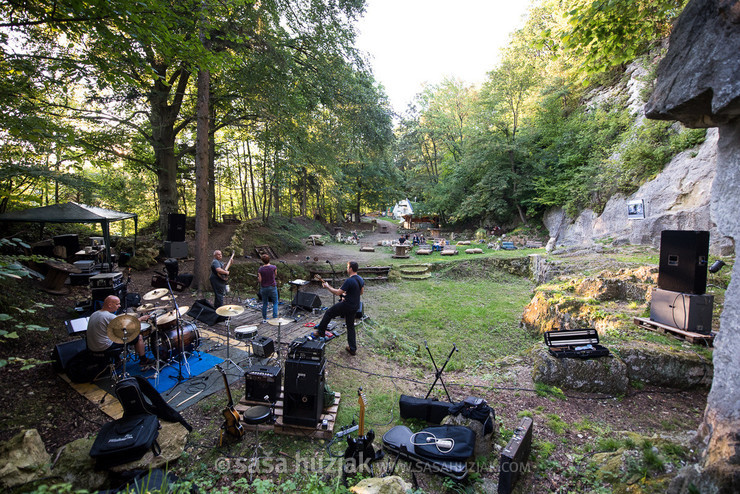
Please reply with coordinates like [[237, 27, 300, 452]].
[[650, 287, 714, 334], [498, 417, 533, 494], [287, 337, 325, 361], [244, 364, 282, 403], [251, 336, 275, 358], [283, 358, 325, 427], [658, 230, 709, 294], [89, 272, 124, 289]]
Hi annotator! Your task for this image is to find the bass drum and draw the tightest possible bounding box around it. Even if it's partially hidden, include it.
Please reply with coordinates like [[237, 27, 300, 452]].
[[150, 322, 200, 361]]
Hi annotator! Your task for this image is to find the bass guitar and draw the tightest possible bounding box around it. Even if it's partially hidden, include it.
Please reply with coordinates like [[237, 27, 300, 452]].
[[218, 252, 235, 281], [343, 387, 380, 475], [216, 365, 244, 440]]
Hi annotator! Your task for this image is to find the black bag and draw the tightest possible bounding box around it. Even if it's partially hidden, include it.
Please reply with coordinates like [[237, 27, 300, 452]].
[[66, 349, 108, 383], [90, 414, 161, 469], [412, 425, 476, 462], [399, 394, 454, 424], [448, 397, 495, 435], [116, 376, 192, 431]]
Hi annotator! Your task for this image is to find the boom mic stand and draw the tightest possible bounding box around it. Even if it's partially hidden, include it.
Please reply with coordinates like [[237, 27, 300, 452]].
[[164, 276, 190, 383]]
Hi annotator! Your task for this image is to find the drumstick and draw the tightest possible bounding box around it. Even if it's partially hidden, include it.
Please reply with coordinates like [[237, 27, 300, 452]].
[[166, 391, 181, 403], [176, 390, 203, 407]]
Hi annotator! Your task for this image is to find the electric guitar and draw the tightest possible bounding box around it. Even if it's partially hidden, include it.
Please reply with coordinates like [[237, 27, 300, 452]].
[[216, 365, 244, 439], [217, 252, 235, 281], [343, 387, 379, 474]]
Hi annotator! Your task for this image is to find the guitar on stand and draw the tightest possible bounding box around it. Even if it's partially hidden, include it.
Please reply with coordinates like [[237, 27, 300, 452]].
[[343, 387, 382, 476], [216, 365, 244, 444]]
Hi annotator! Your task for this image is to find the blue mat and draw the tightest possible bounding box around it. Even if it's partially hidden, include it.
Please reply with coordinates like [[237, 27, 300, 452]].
[[126, 351, 224, 394]]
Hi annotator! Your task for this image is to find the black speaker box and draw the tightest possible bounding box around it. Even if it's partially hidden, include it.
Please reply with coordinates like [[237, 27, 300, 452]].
[[293, 291, 321, 309], [498, 416, 533, 494], [251, 336, 275, 358], [244, 364, 282, 403], [53, 234, 80, 257], [167, 213, 186, 242], [283, 391, 325, 427], [284, 358, 325, 394], [51, 339, 88, 373], [283, 358, 325, 426], [186, 299, 223, 326], [658, 230, 710, 295]]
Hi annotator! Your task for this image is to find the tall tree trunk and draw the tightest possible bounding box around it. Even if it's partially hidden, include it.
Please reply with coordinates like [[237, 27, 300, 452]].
[[148, 64, 191, 235], [246, 141, 259, 219], [208, 100, 217, 226], [193, 68, 210, 291], [301, 167, 307, 217]]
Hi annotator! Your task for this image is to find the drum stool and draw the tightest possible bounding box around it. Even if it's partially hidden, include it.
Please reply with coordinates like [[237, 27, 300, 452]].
[[92, 346, 125, 381]]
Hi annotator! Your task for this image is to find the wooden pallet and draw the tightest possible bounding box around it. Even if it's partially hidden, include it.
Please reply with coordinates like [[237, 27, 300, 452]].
[[235, 391, 341, 439], [634, 317, 715, 346]]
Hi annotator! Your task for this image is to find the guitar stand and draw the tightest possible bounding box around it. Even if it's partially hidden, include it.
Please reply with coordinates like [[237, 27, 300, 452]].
[[423, 341, 457, 402]]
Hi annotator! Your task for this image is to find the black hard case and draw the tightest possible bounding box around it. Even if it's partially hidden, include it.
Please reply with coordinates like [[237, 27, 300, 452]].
[[543, 329, 610, 359]]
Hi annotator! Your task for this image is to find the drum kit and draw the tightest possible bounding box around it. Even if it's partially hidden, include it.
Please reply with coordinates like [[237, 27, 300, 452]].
[[114, 287, 201, 381]]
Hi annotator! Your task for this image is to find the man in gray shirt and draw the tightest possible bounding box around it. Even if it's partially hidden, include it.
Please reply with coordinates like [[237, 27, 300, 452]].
[[87, 295, 155, 369]]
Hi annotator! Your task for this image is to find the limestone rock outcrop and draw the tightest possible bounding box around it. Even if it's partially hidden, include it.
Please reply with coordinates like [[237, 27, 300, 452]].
[[0, 429, 51, 489]]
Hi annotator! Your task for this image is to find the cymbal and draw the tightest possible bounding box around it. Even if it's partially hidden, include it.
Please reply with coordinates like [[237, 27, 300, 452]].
[[107, 314, 141, 344], [143, 288, 168, 300], [160, 294, 177, 301], [156, 306, 190, 326], [215, 305, 245, 317], [267, 317, 294, 326]]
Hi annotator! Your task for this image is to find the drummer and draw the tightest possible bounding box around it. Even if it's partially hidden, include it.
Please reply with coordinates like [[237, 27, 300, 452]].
[[87, 295, 156, 370]]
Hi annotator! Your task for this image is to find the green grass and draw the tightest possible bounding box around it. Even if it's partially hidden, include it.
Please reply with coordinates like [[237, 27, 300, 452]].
[[361, 273, 536, 369]]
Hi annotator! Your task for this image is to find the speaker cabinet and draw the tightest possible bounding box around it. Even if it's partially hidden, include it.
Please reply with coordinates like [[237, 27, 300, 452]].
[[185, 299, 222, 326], [164, 241, 188, 259], [51, 339, 88, 373], [167, 213, 186, 242], [293, 292, 321, 309], [91, 284, 127, 311], [658, 230, 709, 295], [283, 358, 325, 427], [650, 287, 714, 334]]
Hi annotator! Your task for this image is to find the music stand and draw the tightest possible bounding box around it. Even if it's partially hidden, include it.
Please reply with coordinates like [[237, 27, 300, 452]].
[[215, 304, 246, 372], [423, 341, 457, 402]]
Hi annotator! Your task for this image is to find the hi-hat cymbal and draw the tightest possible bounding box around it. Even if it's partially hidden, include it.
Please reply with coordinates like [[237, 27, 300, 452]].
[[143, 288, 169, 300], [107, 314, 141, 344], [267, 317, 294, 326], [160, 294, 177, 301], [215, 305, 245, 317]]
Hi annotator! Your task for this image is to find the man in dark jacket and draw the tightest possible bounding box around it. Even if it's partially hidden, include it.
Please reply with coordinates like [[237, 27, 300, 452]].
[[312, 261, 364, 355]]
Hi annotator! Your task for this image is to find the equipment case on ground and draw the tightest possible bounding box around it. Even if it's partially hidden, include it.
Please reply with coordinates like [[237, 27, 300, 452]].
[[543, 329, 610, 359]]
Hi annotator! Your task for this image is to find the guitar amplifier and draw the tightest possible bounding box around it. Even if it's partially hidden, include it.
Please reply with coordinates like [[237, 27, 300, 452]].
[[287, 337, 325, 361], [498, 417, 533, 494], [244, 364, 282, 403], [89, 272, 124, 289], [251, 336, 274, 358]]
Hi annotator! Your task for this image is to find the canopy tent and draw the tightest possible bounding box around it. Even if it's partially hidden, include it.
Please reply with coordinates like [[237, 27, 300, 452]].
[[0, 202, 138, 264]]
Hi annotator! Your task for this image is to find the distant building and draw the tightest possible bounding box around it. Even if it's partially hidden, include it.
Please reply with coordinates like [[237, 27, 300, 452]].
[[391, 199, 413, 220]]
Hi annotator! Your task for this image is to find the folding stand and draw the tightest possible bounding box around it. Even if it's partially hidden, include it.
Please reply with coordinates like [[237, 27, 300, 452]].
[[424, 341, 457, 402]]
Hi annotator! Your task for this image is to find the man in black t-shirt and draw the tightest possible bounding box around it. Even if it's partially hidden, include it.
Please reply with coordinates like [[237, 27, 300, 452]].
[[313, 261, 364, 355]]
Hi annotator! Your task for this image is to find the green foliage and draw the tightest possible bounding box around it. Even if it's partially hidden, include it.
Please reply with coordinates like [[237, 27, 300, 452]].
[[534, 382, 566, 400], [556, 0, 688, 76]]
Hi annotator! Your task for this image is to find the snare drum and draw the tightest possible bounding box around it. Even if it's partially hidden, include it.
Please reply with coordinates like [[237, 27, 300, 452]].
[[150, 322, 200, 361], [234, 325, 258, 341], [139, 322, 152, 338]]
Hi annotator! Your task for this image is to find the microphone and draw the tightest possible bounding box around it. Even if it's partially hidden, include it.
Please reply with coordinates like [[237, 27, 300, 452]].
[[326, 260, 332, 264], [709, 260, 726, 273]]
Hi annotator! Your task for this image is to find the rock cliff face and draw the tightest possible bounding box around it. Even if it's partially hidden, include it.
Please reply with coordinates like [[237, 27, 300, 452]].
[[544, 128, 734, 255], [643, 1, 740, 492]]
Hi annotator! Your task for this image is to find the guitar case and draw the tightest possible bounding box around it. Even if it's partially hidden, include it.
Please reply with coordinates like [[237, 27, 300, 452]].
[[381, 425, 472, 481]]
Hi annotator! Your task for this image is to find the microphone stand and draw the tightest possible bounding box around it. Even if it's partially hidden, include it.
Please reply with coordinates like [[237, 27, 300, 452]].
[[325, 260, 337, 304], [164, 276, 190, 383]]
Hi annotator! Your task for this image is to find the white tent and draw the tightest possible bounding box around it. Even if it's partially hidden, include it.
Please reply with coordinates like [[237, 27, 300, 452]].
[[391, 199, 413, 220]]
